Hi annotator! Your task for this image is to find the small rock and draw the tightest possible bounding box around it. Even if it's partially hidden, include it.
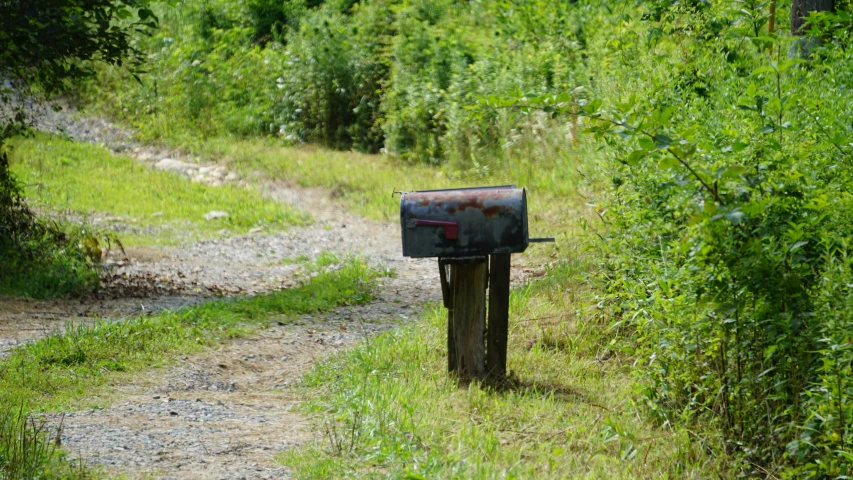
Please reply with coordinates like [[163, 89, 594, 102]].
[[154, 158, 194, 173], [225, 172, 238, 181], [204, 211, 229, 221], [248, 227, 262, 234]]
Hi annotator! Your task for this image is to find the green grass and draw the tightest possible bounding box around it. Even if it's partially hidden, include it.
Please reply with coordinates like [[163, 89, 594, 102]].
[[7, 134, 310, 246], [280, 257, 723, 479], [0, 257, 380, 478], [94, 133, 599, 267]]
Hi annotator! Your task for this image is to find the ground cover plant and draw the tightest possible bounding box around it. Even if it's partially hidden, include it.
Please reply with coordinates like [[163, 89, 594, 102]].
[[7, 134, 309, 246], [281, 263, 722, 478], [0, 256, 380, 479]]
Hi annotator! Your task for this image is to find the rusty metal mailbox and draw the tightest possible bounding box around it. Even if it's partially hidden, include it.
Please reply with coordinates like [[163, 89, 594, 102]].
[[400, 185, 531, 258], [398, 185, 553, 380]]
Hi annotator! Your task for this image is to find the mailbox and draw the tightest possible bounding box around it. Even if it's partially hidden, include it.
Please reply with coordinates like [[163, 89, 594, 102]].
[[398, 184, 553, 379], [400, 185, 531, 258]]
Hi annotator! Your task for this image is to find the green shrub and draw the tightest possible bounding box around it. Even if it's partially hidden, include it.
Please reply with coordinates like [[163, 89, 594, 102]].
[[85, 0, 585, 164], [515, 4, 853, 475], [0, 152, 99, 298]]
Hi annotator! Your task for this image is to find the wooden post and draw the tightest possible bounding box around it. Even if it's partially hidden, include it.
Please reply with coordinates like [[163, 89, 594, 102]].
[[449, 262, 487, 379], [486, 253, 511, 378], [439, 262, 457, 373]]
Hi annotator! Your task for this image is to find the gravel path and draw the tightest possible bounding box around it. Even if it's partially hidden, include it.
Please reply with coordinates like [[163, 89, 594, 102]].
[[45, 306, 405, 479], [0, 105, 444, 355], [1, 105, 539, 478]]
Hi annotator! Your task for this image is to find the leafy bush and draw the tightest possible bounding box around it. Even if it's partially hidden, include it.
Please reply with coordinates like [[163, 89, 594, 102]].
[[86, 0, 585, 164], [0, 152, 100, 298], [492, 3, 853, 475]]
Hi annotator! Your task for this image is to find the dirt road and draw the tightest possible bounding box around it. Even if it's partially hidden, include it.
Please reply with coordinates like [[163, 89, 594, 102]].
[[1, 109, 537, 478]]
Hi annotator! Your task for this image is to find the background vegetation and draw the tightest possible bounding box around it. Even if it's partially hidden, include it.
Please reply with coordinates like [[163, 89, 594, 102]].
[[12, 0, 853, 476], [0, 0, 159, 298]]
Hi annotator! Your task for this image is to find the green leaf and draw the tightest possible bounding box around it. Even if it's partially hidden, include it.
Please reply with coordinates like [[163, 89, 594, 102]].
[[138, 8, 156, 21], [654, 134, 672, 149], [638, 137, 656, 151], [752, 65, 775, 76], [658, 156, 679, 170], [659, 106, 677, 124], [720, 165, 747, 179], [789, 240, 808, 253], [725, 211, 745, 225], [624, 150, 646, 166]]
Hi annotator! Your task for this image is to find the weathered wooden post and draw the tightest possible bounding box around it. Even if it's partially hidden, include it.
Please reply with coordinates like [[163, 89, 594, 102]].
[[400, 186, 552, 380], [486, 253, 511, 377]]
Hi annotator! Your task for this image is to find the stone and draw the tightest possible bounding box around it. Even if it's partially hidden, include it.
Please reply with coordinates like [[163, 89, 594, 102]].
[[203, 211, 229, 221], [154, 158, 194, 173], [225, 172, 238, 181]]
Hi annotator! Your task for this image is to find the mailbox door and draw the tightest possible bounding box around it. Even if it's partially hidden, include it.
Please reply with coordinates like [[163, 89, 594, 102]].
[[400, 186, 529, 258]]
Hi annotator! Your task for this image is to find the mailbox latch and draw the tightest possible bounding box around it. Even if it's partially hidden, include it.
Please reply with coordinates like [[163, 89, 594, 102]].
[[406, 219, 459, 240]]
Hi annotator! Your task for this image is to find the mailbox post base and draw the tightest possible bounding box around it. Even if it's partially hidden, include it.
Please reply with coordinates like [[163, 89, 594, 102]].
[[486, 253, 511, 378], [440, 255, 511, 380], [441, 257, 487, 379]]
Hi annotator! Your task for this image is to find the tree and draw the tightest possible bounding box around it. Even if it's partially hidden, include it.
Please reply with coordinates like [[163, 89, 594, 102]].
[[791, 0, 834, 34], [0, 0, 158, 141], [0, 0, 158, 296]]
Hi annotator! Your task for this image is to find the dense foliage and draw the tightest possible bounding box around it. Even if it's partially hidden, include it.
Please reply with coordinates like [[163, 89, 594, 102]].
[[0, 0, 158, 139], [0, 152, 99, 298], [87, 0, 853, 475], [0, 0, 158, 297], [90, 0, 583, 167], [547, 3, 853, 476]]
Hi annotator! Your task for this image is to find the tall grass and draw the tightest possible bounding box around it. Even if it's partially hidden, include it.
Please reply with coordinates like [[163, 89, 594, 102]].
[[281, 257, 723, 478]]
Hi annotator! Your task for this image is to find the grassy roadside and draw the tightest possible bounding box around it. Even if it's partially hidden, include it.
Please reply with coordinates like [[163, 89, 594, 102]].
[[281, 258, 722, 478], [0, 257, 380, 479], [7, 134, 310, 246], [76, 132, 600, 267]]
